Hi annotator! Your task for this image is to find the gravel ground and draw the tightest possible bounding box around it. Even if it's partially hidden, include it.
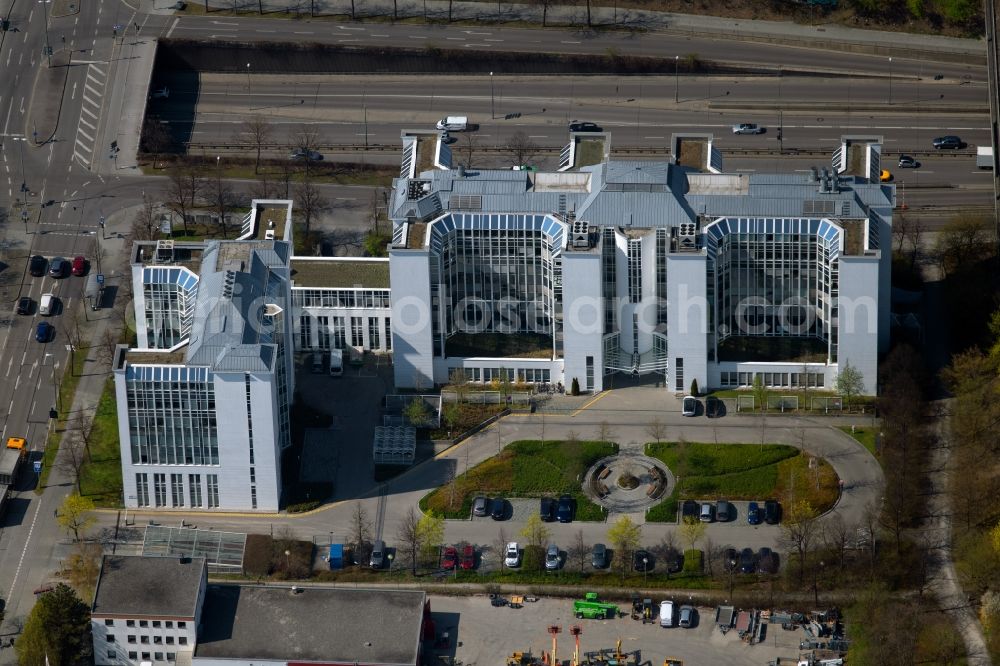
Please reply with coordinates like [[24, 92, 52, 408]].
[[426, 593, 802, 666]]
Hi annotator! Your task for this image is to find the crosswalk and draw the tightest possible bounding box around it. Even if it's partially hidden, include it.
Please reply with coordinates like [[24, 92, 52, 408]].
[[73, 63, 107, 168]]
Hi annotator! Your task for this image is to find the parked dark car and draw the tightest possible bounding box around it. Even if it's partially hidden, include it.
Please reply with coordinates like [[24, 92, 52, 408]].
[[747, 501, 762, 525], [569, 121, 601, 132], [35, 321, 53, 343], [664, 548, 683, 573], [29, 255, 47, 277], [15, 296, 32, 315], [739, 547, 756, 574], [490, 498, 508, 520], [557, 495, 574, 523], [48, 257, 68, 278], [764, 499, 781, 525], [757, 547, 779, 574], [723, 548, 738, 572], [591, 543, 609, 569], [716, 500, 733, 522], [933, 135, 964, 149], [472, 496, 488, 517], [681, 500, 700, 520], [633, 549, 653, 572], [539, 496, 556, 522]]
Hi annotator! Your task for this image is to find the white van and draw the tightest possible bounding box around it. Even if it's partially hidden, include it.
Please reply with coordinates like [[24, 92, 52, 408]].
[[659, 600, 674, 627], [39, 293, 55, 316], [436, 116, 468, 131]]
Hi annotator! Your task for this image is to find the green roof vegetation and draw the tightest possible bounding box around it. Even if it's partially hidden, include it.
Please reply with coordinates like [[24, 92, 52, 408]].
[[290, 259, 390, 289]]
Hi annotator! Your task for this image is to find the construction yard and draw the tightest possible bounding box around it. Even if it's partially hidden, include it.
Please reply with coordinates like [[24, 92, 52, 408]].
[[426, 594, 806, 666]]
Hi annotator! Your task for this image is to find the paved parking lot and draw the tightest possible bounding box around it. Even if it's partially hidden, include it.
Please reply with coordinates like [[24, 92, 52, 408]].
[[427, 594, 801, 666]]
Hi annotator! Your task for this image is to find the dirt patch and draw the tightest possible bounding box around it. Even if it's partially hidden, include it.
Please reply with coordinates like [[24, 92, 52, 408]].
[[676, 138, 707, 170]]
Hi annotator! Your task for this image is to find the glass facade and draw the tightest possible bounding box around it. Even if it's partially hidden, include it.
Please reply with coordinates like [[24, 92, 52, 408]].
[[705, 218, 840, 358], [142, 268, 199, 349], [293, 288, 391, 309], [124, 366, 219, 466], [428, 213, 566, 355]]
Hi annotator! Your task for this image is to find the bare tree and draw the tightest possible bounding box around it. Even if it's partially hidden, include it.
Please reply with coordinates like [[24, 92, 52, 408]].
[[166, 166, 205, 235], [568, 529, 589, 573], [459, 132, 478, 168], [395, 507, 423, 575], [59, 432, 87, 494], [209, 169, 236, 239], [779, 500, 820, 585], [292, 126, 322, 179], [96, 328, 120, 367], [596, 421, 613, 443], [493, 527, 508, 573], [294, 180, 328, 245], [236, 115, 273, 175], [350, 502, 372, 560], [534, 0, 552, 25], [251, 174, 277, 201], [823, 513, 852, 572], [140, 116, 172, 169], [68, 411, 95, 461], [505, 131, 539, 166], [646, 418, 666, 446]]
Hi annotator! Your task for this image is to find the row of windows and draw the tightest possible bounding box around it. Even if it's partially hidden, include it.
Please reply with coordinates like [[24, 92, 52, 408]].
[[110, 651, 178, 663], [294, 288, 391, 310], [105, 619, 187, 629], [299, 315, 390, 351], [111, 634, 188, 646], [459, 367, 551, 383], [718, 371, 826, 388], [136, 473, 216, 508], [127, 380, 219, 466]]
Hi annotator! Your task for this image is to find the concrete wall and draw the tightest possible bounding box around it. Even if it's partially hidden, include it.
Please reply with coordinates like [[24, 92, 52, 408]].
[[837, 255, 881, 394], [665, 253, 708, 393], [561, 250, 604, 392]]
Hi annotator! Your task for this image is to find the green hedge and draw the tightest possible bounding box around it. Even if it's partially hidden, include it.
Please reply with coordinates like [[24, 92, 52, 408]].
[[683, 549, 703, 574]]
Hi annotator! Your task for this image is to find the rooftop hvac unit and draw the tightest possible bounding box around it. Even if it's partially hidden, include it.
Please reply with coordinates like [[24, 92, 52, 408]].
[[677, 222, 697, 250], [154, 239, 175, 264], [571, 220, 591, 248]]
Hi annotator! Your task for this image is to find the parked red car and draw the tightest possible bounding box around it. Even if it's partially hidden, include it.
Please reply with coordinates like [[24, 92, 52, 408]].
[[441, 546, 458, 570], [71, 255, 87, 276], [460, 544, 475, 570]]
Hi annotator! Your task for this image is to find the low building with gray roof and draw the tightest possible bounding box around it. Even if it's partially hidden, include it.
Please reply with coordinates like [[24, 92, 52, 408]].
[[194, 585, 427, 665], [91, 555, 207, 666]]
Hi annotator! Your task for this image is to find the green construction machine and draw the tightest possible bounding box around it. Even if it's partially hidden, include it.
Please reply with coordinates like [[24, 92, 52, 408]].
[[573, 592, 620, 620]]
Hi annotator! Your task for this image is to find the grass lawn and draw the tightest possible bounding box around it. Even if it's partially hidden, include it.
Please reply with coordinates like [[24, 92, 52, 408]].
[[420, 439, 616, 520], [645, 442, 839, 522], [839, 426, 878, 457], [79, 378, 124, 506]]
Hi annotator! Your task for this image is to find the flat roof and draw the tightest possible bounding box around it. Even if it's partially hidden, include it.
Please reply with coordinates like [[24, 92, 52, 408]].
[[125, 347, 188, 365], [92, 555, 206, 618], [195, 585, 426, 664], [291, 258, 390, 289]]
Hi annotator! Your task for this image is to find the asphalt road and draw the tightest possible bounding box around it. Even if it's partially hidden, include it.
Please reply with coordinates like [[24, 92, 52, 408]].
[[163, 13, 987, 82]]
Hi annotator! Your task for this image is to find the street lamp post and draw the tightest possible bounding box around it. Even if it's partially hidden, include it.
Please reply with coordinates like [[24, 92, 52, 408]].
[[490, 71, 495, 120], [642, 556, 648, 586], [888, 57, 893, 105], [246, 63, 252, 111], [674, 55, 679, 104]]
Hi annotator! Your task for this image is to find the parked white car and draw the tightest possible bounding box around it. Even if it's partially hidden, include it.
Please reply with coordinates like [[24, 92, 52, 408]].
[[504, 542, 521, 568]]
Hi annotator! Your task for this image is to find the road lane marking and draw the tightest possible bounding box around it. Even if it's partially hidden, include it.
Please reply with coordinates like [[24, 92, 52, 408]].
[[5, 492, 44, 608], [166, 17, 179, 38]]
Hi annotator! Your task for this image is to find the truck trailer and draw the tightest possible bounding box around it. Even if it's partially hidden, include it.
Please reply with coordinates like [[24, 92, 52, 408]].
[[978, 146, 994, 169]]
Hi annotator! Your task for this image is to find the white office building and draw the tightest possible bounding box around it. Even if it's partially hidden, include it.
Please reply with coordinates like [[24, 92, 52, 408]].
[[91, 555, 206, 666], [113, 202, 295, 512], [387, 132, 891, 394]]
